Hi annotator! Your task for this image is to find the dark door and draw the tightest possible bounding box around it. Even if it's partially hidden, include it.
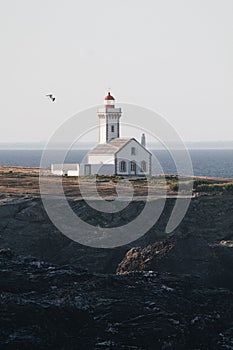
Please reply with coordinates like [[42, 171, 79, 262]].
[[84, 164, 91, 175], [130, 161, 136, 175]]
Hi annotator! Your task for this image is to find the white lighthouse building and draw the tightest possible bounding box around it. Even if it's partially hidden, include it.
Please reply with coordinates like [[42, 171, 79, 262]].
[[51, 92, 152, 176], [98, 92, 122, 143]]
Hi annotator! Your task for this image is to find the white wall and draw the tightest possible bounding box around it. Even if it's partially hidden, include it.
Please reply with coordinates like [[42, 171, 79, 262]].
[[98, 115, 106, 144], [79, 163, 115, 175], [107, 115, 120, 141], [98, 108, 121, 143], [67, 170, 79, 176], [51, 163, 115, 176], [88, 155, 115, 164], [116, 139, 151, 175], [51, 164, 79, 176], [92, 164, 115, 175]]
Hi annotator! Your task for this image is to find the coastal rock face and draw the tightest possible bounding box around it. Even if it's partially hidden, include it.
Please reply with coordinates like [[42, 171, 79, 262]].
[[116, 234, 221, 284], [1, 251, 233, 350], [116, 196, 233, 289], [1, 195, 233, 280], [0, 197, 127, 274], [0, 251, 94, 350], [1, 195, 233, 348]]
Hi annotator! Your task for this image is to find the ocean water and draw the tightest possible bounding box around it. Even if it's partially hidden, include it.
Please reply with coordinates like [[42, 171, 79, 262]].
[[0, 149, 233, 178]]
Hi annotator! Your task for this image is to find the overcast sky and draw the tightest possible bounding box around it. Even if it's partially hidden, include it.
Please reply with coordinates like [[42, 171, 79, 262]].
[[0, 0, 233, 144]]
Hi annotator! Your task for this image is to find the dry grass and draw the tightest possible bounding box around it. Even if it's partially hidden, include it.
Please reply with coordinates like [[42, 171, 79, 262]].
[[0, 166, 233, 199]]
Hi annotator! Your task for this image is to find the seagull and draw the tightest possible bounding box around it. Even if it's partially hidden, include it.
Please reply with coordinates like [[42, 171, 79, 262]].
[[46, 94, 56, 102]]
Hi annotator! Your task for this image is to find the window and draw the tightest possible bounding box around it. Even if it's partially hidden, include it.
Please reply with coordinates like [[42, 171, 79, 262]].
[[131, 147, 136, 155], [120, 160, 126, 172], [140, 161, 147, 172], [130, 161, 136, 172], [111, 125, 115, 132]]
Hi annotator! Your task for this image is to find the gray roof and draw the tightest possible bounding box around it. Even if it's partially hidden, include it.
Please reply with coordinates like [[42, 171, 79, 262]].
[[88, 138, 131, 155]]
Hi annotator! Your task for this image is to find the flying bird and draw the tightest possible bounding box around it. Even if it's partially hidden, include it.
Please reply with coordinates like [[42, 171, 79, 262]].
[[46, 94, 56, 102]]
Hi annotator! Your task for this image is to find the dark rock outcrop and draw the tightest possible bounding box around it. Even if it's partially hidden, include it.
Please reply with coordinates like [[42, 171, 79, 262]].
[[1, 196, 233, 282], [1, 253, 233, 349], [1, 195, 233, 348], [116, 234, 221, 282]]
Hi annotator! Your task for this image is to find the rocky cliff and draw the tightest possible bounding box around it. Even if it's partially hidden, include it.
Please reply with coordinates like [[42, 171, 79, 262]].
[[1, 194, 233, 280], [1, 193, 233, 349], [1, 249, 233, 350]]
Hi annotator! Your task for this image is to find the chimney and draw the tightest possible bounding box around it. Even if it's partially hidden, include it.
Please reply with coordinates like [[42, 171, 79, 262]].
[[141, 133, 146, 147]]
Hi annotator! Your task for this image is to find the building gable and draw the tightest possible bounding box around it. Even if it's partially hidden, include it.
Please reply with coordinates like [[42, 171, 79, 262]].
[[115, 138, 152, 156], [115, 138, 152, 175]]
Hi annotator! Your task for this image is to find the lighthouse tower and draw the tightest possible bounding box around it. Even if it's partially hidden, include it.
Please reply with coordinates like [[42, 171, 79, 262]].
[[98, 92, 122, 143]]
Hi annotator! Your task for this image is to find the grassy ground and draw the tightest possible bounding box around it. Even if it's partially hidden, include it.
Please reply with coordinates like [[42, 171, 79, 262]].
[[0, 166, 233, 198]]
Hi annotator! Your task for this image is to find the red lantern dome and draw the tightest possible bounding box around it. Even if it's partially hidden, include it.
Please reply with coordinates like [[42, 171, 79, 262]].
[[104, 92, 115, 101]]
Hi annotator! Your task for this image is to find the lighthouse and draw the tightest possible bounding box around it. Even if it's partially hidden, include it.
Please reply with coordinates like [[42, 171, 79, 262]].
[[51, 91, 153, 176], [98, 92, 122, 143]]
